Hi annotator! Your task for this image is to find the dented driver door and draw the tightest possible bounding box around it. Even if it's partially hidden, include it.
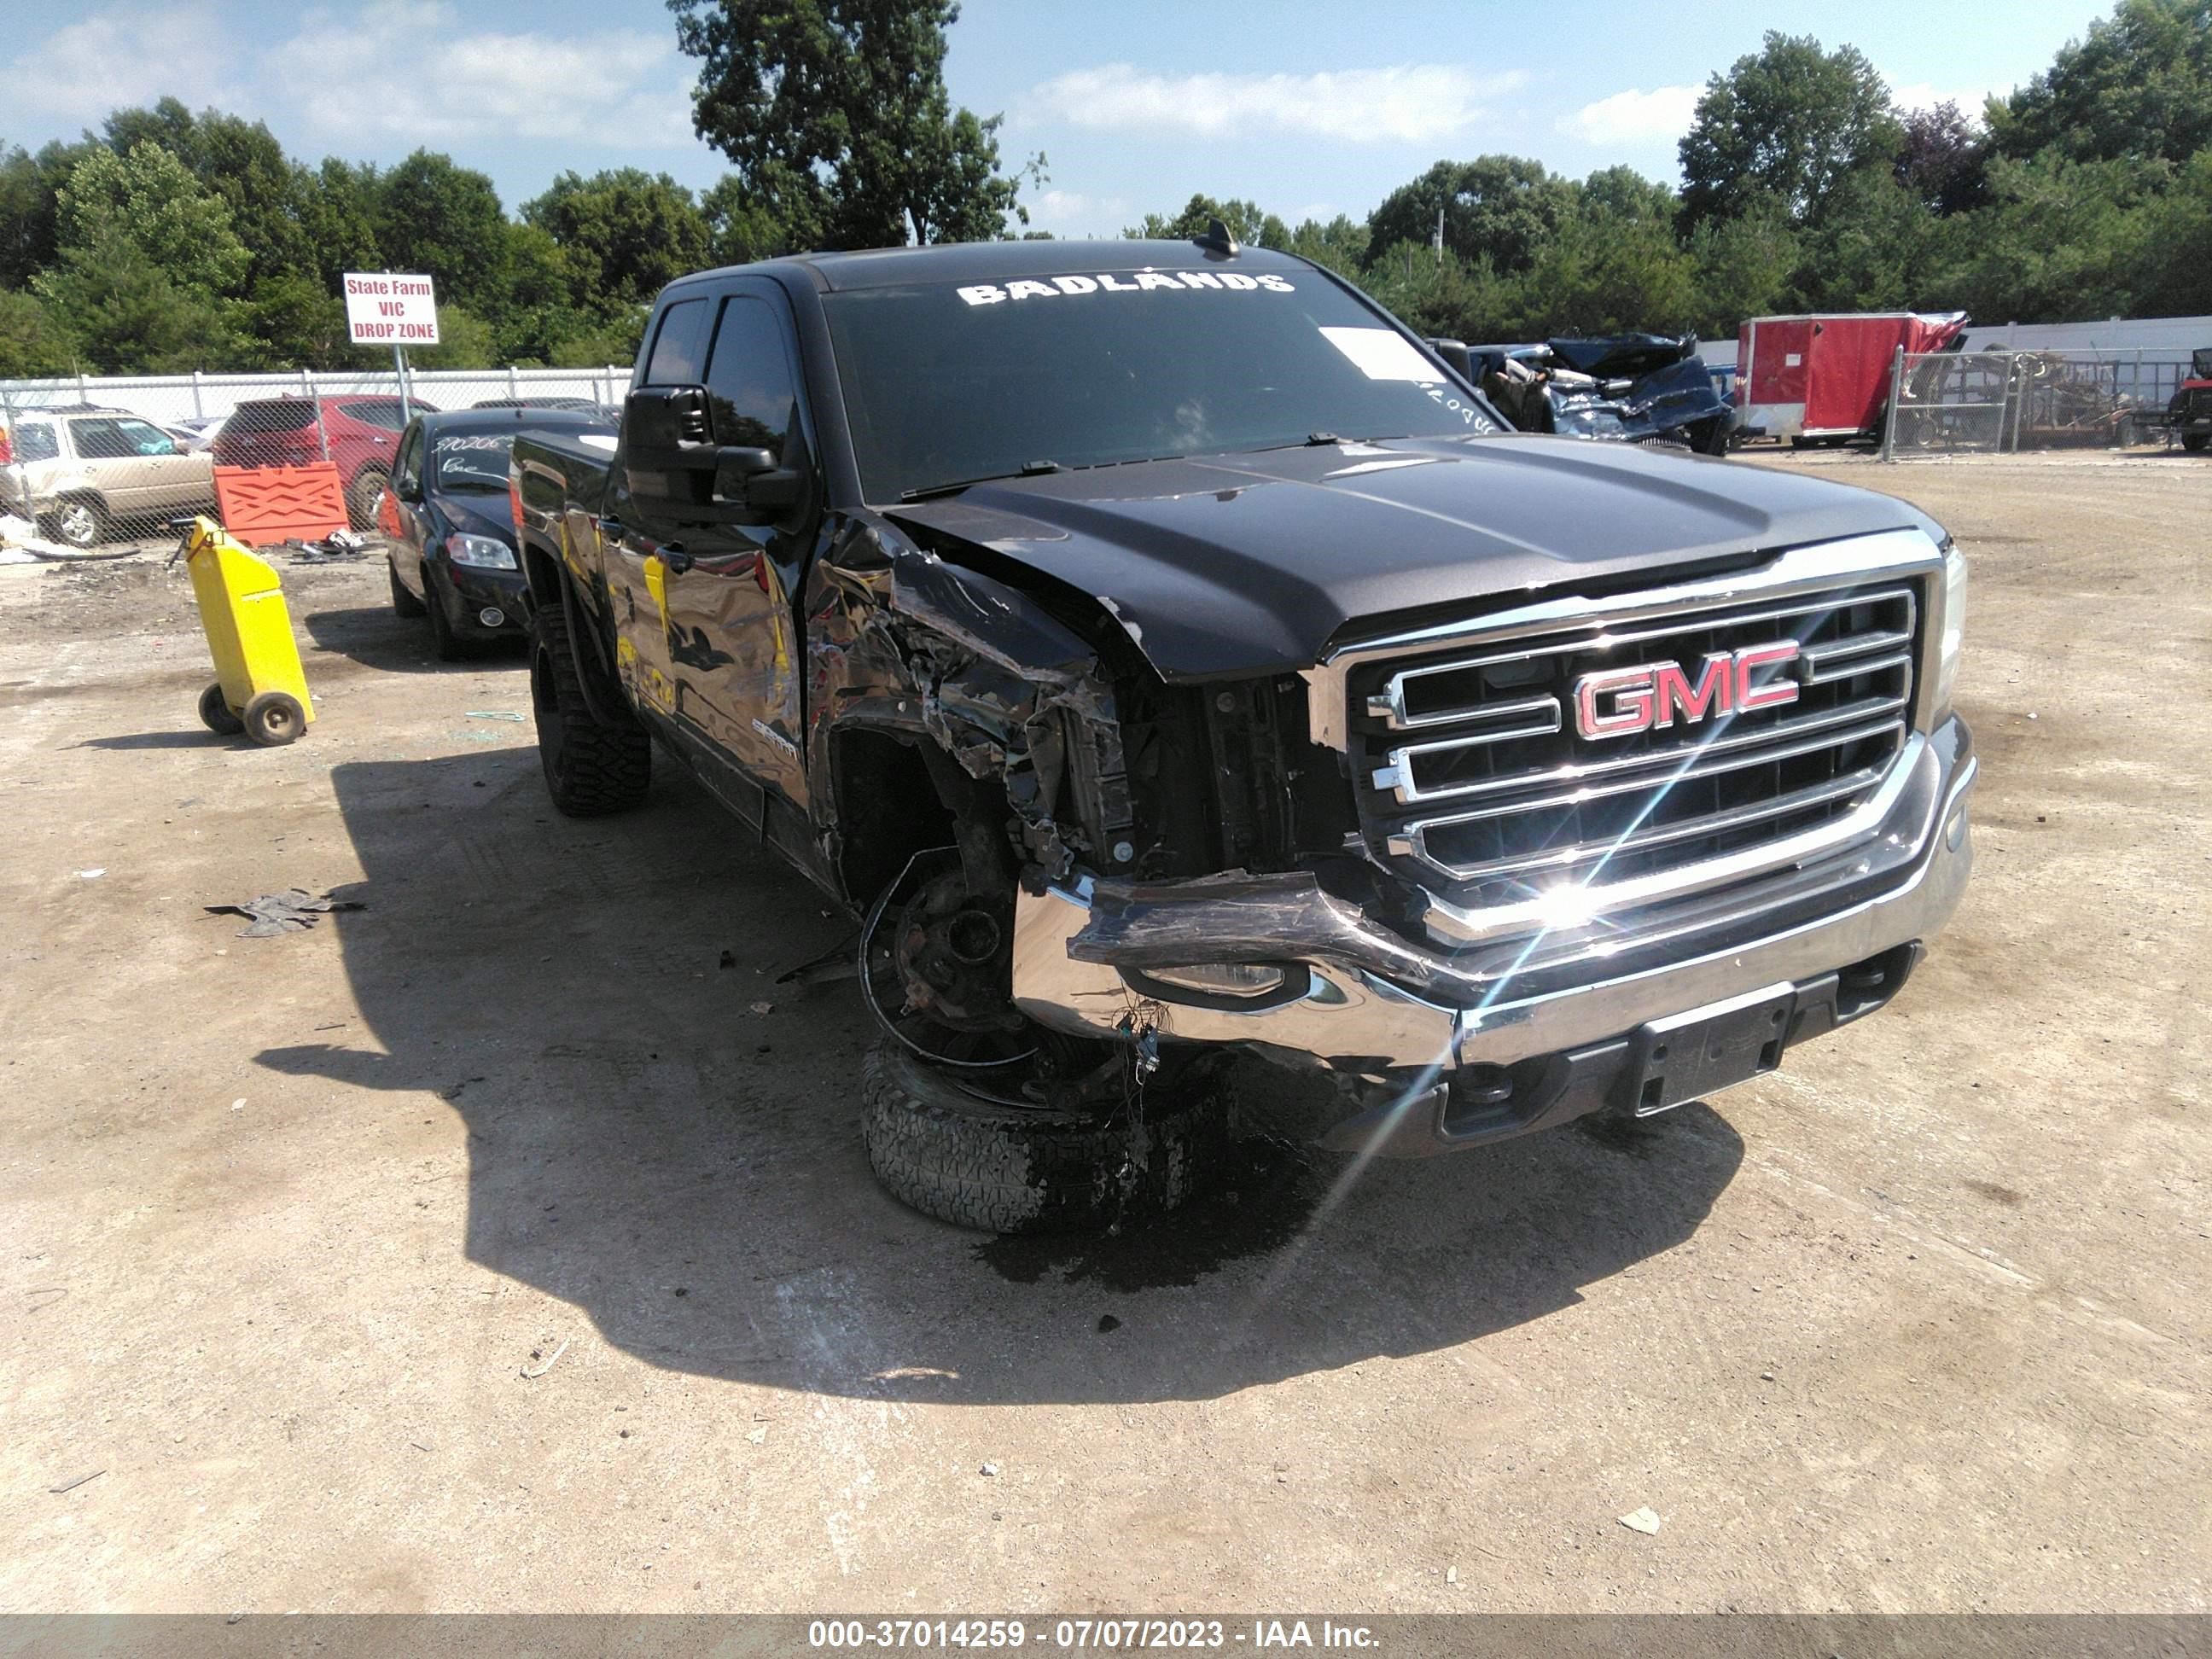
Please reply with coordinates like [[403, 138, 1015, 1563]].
[[608, 294, 718, 721], [654, 285, 814, 809]]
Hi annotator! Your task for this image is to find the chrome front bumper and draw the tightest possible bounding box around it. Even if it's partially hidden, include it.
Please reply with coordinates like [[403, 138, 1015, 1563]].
[[1012, 717, 1975, 1076]]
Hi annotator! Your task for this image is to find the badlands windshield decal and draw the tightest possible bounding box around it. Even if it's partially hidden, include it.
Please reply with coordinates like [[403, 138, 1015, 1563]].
[[956, 271, 1297, 305]]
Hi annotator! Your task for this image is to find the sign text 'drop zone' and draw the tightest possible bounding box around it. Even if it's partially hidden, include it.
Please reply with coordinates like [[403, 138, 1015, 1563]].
[[341, 271, 439, 346]]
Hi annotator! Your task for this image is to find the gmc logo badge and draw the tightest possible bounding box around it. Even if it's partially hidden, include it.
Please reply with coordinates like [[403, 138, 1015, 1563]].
[[1574, 642, 1802, 740]]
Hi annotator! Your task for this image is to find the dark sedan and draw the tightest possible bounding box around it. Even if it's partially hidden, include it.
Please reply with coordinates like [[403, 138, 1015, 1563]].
[[381, 407, 615, 658]]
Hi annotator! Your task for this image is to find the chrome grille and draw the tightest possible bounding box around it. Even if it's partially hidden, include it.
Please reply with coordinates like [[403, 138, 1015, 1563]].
[[1347, 584, 1919, 909]]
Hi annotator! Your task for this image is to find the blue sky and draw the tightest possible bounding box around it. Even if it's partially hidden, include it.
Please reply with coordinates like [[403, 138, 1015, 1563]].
[[8, 0, 2114, 235]]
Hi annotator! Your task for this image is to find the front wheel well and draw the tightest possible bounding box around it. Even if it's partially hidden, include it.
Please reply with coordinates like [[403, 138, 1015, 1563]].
[[519, 535, 565, 625], [830, 726, 970, 906]]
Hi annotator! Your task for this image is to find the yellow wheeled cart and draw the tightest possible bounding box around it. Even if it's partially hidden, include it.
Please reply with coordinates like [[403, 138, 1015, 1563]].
[[178, 515, 313, 747]]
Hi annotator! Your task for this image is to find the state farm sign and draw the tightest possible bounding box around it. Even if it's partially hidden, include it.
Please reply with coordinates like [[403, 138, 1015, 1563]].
[[343, 272, 440, 346]]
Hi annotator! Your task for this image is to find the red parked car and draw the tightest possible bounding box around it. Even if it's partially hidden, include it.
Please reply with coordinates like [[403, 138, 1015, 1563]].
[[212, 396, 439, 527]]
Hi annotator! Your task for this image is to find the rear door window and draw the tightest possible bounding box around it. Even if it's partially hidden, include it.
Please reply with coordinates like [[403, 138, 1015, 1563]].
[[229, 401, 319, 434], [342, 399, 410, 431], [69, 418, 137, 459], [642, 298, 710, 385]]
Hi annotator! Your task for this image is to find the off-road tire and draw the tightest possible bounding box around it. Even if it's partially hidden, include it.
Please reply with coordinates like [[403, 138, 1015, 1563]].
[[388, 560, 426, 618], [530, 599, 649, 817], [347, 469, 388, 531], [860, 1040, 1232, 1234], [2185, 432, 2209, 454], [242, 690, 305, 747], [198, 682, 244, 736]]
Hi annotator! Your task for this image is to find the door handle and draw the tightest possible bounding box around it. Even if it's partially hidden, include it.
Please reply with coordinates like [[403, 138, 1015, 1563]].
[[596, 516, 624, 539], [656, 542, 695, 576]]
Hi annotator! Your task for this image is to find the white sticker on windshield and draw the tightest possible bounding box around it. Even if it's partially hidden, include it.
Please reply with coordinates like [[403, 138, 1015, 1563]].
[[1325, 457, 1440, 478], [578, 434, 617, 453], [1318, 327, 1446, 384]]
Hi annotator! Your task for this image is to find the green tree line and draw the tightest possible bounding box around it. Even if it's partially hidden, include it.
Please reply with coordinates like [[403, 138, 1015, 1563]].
[[0, 0, 1039, 377], [3, 0, 2206, 376], [0, 103, 737, 377], [0, 96, 825, 379], [1126, 2, 2212, 345]]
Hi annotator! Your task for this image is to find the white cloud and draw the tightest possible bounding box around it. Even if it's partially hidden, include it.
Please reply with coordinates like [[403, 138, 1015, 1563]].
[[13, 3, 232, 123], [265, 1, 696, 146], [1022, 63, 1524, 144], [1023, 189, 1129, 235], [1562, 85, 1702, 148]]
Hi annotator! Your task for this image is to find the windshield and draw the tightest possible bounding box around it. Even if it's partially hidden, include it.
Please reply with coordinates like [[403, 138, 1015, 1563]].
[[431, 431, 515, 491], [821, 265, 1499, 502]]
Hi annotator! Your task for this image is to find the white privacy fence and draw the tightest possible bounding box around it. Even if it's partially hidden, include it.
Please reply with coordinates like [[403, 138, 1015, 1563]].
[[1, 366, 636, 549]]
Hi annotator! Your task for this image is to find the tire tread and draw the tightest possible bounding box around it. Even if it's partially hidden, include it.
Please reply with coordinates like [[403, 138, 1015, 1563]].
[[532, 599, 649, 817], [860, 1042, 1229, 1234]]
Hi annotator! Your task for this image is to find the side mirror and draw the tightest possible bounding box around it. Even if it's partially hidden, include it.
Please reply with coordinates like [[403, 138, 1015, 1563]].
[[628, 387, 812, 522], [713, 445, 805, 512], [624, 385, 715, 491], [1428, 338, 1474, 381]]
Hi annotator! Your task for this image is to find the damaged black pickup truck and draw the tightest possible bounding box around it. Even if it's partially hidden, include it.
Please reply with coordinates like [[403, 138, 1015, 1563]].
[[509, 233, 1976, 1233]]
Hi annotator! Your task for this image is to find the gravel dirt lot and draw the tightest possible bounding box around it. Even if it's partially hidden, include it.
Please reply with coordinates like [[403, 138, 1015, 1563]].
[[0, 454, 2204, 1615]]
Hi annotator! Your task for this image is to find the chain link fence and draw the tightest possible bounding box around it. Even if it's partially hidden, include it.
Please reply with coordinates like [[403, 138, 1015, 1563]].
[[1, 366, 632, 552], [1883, 347, 2193, 459]]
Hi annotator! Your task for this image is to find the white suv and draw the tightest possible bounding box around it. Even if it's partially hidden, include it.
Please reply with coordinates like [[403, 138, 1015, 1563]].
[[0, 407, 218, 548]]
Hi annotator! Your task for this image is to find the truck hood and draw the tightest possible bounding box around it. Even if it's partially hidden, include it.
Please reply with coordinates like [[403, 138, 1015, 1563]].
[[887, 435, 1924, 679]]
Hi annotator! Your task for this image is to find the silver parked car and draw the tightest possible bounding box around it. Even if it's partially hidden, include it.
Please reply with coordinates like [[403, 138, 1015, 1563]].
[[0, 407, 218, 548]]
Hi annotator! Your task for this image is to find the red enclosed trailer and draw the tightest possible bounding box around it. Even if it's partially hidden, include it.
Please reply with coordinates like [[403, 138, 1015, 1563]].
[[1736, 311, 1968, 443]]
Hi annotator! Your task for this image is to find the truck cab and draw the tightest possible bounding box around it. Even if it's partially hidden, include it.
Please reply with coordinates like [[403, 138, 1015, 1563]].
[[509, 238, 1976, 1234]]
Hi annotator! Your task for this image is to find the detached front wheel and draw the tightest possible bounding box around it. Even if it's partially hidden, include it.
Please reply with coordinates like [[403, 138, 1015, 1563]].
[[860, 1040, 1231, 1235]]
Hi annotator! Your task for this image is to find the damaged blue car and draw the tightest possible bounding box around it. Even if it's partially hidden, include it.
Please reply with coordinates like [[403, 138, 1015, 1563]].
[[1441, 334, 1732, 455]]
